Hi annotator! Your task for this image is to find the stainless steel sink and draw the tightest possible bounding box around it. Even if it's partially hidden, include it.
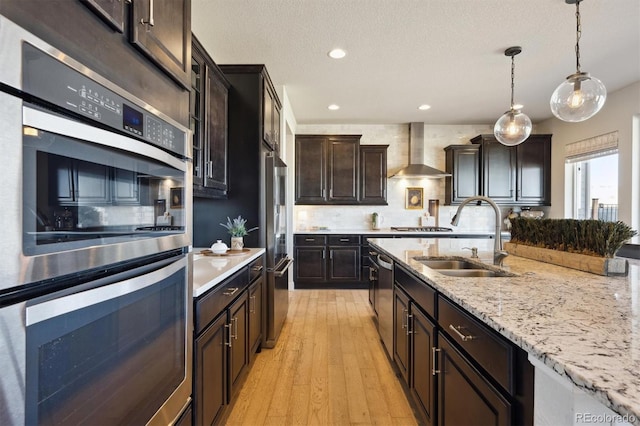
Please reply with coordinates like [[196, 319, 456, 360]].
[[418, 259, 481, 270], [415, 257, 517, 278]]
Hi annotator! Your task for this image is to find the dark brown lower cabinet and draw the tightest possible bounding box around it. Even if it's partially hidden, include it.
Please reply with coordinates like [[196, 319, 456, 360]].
[[393, 286, 410, 384], [411, 305, 436, 426], [328, 246, 360, 281], [195, 313, 227, 426], [248, 277, 263, 364], [438, 336, 511, 426], [229, 293, 249, 399]]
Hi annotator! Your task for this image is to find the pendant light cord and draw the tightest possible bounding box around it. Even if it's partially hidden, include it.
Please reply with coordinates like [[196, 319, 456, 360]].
[[575, 0, 582, 72], [510, 54, 515, 109]]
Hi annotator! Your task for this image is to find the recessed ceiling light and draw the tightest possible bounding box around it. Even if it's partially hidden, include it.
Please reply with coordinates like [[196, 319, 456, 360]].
[[328, 104, 340, 110], [418, 104, 431, 111], [513, 103, 524, 110], [328, 48, 346, 59]]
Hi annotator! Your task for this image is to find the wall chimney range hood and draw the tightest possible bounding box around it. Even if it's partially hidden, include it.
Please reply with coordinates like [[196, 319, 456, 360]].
[[390, 122, 450, 178]]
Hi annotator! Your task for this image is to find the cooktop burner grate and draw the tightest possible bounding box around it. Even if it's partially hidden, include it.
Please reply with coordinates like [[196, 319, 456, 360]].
[[390, 226, 453, 232]]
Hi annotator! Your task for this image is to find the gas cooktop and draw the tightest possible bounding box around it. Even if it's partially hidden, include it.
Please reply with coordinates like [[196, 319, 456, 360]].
[[390, 226, 453, 232]]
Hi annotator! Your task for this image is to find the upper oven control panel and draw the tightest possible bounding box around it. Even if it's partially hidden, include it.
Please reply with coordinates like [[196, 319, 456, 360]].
[[20, 43, 186, 158]]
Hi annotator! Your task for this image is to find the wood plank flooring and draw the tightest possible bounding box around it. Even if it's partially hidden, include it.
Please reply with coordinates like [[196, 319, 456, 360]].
[[225, 289, 418, 426]]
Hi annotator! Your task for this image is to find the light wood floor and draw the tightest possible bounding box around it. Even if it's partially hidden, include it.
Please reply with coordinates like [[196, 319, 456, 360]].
[[225, 289, 418, 426]]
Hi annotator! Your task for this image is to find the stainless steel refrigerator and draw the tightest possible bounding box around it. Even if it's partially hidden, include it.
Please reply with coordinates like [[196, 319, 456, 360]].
[[264, 152, 292, 348]]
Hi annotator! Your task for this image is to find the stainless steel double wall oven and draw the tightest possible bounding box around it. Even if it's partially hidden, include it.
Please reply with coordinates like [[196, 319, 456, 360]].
[[0, 16, 193, 425]]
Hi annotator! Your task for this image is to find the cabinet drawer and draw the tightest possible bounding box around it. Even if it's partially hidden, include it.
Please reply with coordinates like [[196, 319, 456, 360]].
[[295, 234, 327, 246], [438, 296, 514, 394], [394, 265, 436, 319], [249, 256, 264, 282], [328, 235, 360, 245], [195, 267, 249, 335]]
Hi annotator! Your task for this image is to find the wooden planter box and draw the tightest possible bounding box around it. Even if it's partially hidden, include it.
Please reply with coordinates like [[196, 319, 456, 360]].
[[504, 242, 629, 277]]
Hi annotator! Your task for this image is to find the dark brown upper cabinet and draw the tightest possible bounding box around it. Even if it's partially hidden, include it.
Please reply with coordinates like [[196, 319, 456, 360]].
[[295, 136, 388, 205], [444, 144, 480, 205], [191, 35, 230, 199], [295, 135, 359, 205], [263, 83, 281, 154], [470, 134, 552, 206], [130, 0, 191, 89], [360, 145, 389, 205]]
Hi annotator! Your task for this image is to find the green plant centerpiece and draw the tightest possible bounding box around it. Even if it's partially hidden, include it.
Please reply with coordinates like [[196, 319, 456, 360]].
[[220, 216, 258, 250], [506, 218, 637, 276]]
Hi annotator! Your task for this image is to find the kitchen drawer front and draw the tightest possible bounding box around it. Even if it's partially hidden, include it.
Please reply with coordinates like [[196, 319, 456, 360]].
[[295, 234, 327, 246], [394, 264, 436, 320], [328, 235, 360, 245], [438, 296, 514, 394], [249, 256, 264, 283], [195, 267, 249, 335]]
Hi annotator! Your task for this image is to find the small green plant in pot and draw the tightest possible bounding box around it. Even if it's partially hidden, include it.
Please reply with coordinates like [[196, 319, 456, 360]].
[[220, 216, 258, 250]]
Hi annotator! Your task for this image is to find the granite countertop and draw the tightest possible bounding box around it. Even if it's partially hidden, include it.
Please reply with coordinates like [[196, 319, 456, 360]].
[[192, 247, 265, 298], [368, 237, 640, 424]]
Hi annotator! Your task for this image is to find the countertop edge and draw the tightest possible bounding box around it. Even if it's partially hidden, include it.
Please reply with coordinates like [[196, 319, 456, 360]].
[[192, 248, 265, 298]]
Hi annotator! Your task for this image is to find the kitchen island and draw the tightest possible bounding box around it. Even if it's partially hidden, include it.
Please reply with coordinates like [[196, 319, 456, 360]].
[[369, 237, 639, 426]]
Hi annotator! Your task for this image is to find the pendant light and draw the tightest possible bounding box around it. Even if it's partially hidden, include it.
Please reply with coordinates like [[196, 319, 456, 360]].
[[550, 0, 606, 122], [494, 46, 532, 146]]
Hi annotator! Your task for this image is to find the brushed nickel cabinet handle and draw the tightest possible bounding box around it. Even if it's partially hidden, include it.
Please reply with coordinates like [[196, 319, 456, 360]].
[[223, 287, 239, 296], [233, 317, 238, 340], [140, 0, 155, 26], [225, 323, 232, 347], [406, 314, 413, 335], [401, 308, 408, 330], [449, 324, 475, 342], [250, 295, 256, 313], [432, 347, 441, 376]]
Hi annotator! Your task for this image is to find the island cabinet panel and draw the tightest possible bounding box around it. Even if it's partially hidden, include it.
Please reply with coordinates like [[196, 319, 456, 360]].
[[438, 336, 512, 426], [390, 263, 533, 426]]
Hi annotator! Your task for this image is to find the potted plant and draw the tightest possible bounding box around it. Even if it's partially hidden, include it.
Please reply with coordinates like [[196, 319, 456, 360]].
[[220, 216, 258, 250]]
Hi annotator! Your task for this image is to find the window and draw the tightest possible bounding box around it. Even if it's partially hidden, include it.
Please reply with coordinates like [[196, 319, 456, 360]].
[[565, 132, 619, 221]]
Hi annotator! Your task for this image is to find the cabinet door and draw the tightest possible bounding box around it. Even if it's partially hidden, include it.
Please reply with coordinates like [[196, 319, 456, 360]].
[[438, 336, 512, 426], [229, 293, 249, 398], [272, 102, 281, 154], [328, 137, 359, 203], [75, 160, 111, 204], [294, 247, 326, 282], [263, 84, 274, 150], [445, 145, 479, 204], [393, 285, 410, 385], [328, 246, 361, 281], [194, 313, 228, 426], [517, 135, 551, 205], [295, 137, 326, 204], [248, 277, 263, 362], [204, 65, 229, 192], [191, 45, 205, 188], [130, 0, 191, 89], [482, 140, 516, 203], [113, 168, 140, 204], [360, 145, 388, 205], [411, 305, 436, 426]]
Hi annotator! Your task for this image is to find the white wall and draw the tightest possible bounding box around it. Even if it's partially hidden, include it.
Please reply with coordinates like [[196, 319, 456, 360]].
[[536, 81, 640, 240]]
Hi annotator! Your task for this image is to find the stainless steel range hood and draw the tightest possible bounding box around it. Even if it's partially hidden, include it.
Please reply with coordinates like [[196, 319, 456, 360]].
[[390, 122, 450, 178]]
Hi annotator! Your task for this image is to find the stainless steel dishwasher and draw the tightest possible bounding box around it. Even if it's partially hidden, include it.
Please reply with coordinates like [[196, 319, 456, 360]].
[[376, 252, 394, 358]]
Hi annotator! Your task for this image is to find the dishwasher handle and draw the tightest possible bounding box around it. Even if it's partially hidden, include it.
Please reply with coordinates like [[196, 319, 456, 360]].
[[377, 254, 393, 270]]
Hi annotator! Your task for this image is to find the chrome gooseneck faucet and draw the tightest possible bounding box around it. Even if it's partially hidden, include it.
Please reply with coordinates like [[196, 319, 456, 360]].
[[450, 196, 508, 266]]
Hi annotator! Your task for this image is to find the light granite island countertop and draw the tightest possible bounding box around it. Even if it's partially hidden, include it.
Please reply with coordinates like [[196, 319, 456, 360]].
[[368, 237, 640, 426]]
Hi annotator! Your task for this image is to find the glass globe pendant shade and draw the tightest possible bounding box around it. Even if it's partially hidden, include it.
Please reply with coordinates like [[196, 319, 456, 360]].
[[550, 72, 606, 122], [494, 109, 532, 146]]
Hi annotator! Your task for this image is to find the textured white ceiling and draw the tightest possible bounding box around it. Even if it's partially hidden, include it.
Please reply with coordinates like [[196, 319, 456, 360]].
[[192, 0, 640, 125]]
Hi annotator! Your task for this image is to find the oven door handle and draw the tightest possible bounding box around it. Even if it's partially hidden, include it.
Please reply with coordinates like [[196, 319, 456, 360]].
[[269, 258, 293, 277]]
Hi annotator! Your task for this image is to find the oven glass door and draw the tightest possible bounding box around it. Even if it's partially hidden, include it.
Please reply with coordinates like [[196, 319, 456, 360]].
[[22, 106, 187, 257], [24, 255, 190, 425]]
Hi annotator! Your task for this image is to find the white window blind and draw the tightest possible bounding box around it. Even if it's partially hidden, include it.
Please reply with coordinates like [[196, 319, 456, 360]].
[[565, 131, 619, 163]]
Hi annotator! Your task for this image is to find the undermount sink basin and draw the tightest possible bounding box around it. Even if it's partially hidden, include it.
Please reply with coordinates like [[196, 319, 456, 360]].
[[415, 257, 517, 278], [418, 259, 481, 270]]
